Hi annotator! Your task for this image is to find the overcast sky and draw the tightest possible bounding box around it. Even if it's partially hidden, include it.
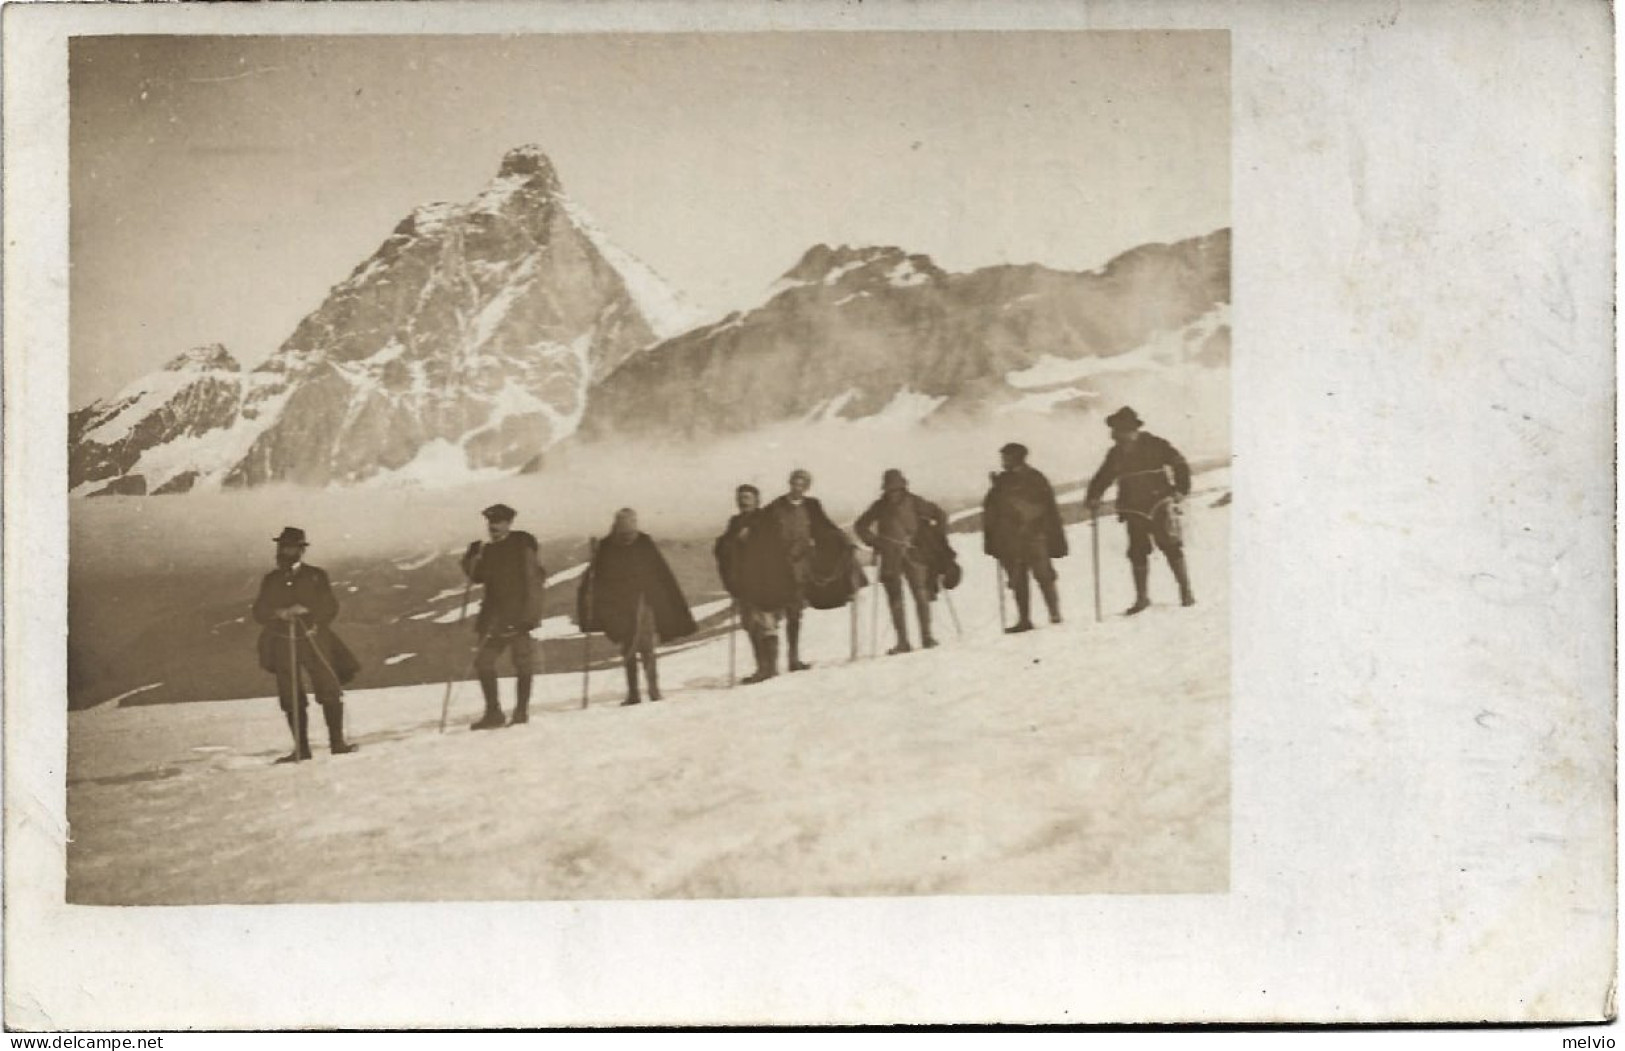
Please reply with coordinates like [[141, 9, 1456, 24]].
[[70, 31, 1229, 404]]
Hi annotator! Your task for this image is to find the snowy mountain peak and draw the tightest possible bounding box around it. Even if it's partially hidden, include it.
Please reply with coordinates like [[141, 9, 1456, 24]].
[[163, 344, 240, 373], [71, 145, 682, 495], [783, 244, 901, 283], [580, 228, 1230, 443], [498, 143, 558, 181], [773, 244, 945, 296]]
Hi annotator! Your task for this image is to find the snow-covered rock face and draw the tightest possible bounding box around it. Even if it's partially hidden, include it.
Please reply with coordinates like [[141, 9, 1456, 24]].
[[578, 229, 1230, 441], [71, 147, 1227, 496], [70, 146, 688, 495], [69, 345, 267, 497]]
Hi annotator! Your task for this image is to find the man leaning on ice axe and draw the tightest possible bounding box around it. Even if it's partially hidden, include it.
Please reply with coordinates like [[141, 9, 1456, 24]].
[[252, 526, 361, 763]]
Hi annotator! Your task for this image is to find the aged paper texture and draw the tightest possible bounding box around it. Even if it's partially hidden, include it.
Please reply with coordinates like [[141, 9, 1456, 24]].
[[4, 0, 1614, 1029]]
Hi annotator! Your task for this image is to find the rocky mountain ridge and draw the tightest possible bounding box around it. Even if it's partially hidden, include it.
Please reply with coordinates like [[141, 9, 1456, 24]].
[[70, 145, 693, 496], [70, 143, 1229, 496], [577, 228, 1230, 440]]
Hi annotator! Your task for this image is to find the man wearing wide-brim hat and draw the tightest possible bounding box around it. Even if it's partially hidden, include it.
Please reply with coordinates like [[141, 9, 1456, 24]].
[[1084, 406, 1195, 614], [251, 526, 361, 762], [854, 468, 952, 654]]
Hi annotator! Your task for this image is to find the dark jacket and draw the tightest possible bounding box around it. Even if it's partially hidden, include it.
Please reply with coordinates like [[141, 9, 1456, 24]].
[[1084, 432, 1191, 518], [251, 562, 360, 683], [982, 465, 1069, 562], [764, 494, 847, 567], [579, 532, 697, 646], [462, 530, 544, 635], [855, 492, 948, 569], [715, 510, 799, 612]]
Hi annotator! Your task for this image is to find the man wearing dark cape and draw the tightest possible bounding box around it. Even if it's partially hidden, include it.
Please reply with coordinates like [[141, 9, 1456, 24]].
[[580, 508, 697, 706], [715, 484, 798, 682], [252, 526, 361, 763], [764, 468, 851, 670], [982, 442, 1069, 633]]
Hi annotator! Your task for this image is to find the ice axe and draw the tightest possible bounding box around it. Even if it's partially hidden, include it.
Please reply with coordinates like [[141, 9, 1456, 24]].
[[580, 537, 598, 710], [942, 587, 964, 640], [285, 619, 305, 762], [439, 543, 482, 734], [1090, 505, 1103, 623], [869, 549, 883, 658], [727, 600, 738, 688]]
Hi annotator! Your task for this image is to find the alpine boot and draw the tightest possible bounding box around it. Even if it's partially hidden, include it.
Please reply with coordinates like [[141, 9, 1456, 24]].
[[323, 701, 358, 755], [786, 612, 811, 671], [642, 652, 663, 702], [887, 588, 910, 655], [1167, 550, 1196, 607], [275, 706, 313, 764], [917, 596, 935, 648], [620, 657, 642, 706], [510, 675, 532, 726], [1039, 578, 1062, 624], [1125, 559, 1152, 616], [741, 634, 765, 684], [743, 634, 778, 684], [471, 673, 506, 730], [1009, 571, 1034, 632], [1007, 575, 1033, 633]]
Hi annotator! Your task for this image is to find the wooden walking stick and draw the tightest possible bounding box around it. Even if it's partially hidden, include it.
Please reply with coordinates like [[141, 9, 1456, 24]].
[[439, 572, 478, 734], [996, 561, 1008, 632], [869, 551, 882, 658], [285, 618, 304, 762], [943, 588, 964, 640], [1091, 506, 1103, 623], [849, 588, 859, 662], [727, 600, 738, 688], [580, 538, 597, 710], [435, 545, 477, 737]]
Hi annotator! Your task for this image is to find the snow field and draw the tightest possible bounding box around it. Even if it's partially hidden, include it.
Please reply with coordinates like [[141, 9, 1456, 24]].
[[66, 490, 1228, 904]]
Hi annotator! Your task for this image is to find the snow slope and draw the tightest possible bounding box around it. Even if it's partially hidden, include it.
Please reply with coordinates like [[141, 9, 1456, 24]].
[[66, 486, 1229, 904], [558, 194, 704, 340]]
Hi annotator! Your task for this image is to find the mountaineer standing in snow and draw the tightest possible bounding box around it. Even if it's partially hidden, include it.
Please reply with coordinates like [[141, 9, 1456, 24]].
[[982, 442, 1068, 633], [252, 527, 361, 763], [461, 503, 545, 729], [714, 484, 797, 683], [1085, 406, 1195, 615], [765, 468, 851, 670], [854, 469, 952, 654], [580, 508, 697, 706]]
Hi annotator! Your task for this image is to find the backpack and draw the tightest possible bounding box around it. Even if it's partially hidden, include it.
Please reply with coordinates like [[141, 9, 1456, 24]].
[[805, 541, 864, 609]]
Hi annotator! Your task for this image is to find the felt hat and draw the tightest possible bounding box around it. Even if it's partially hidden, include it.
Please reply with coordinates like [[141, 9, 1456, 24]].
[[1105, 406, 1144, 430], [481, 503, 517, 523], [272, 526, 308, 546]]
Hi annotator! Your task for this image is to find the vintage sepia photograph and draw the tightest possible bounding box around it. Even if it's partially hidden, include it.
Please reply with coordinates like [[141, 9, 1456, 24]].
[[11, 0, 1611, 1031], [64, 31, 1231, 905]]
